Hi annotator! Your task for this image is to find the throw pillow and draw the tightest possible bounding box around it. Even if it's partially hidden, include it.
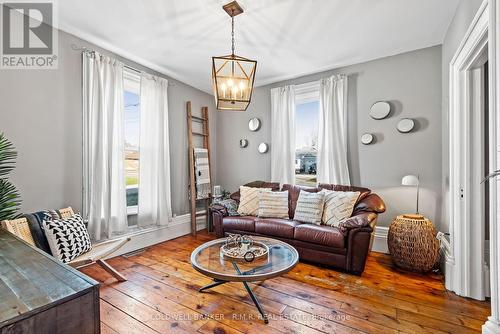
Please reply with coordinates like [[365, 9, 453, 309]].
[[43, 214, 92, 263], [217, 198, 240, 216], [294, 190, 326, 224], [321, 189, 360, 227], [258, 191, 289, 219], [237, 186, 272, 216]]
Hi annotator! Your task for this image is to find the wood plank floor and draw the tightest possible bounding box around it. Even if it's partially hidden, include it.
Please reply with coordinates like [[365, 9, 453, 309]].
[[80, 231, 490, 334]]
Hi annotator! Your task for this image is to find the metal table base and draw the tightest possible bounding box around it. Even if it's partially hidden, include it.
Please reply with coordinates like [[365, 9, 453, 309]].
[[198, 262, 270, 324]]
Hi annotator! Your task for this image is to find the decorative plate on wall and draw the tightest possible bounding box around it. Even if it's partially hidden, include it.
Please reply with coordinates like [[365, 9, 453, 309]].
[[397, 118, 415, 133], [258, 143, 269, 153], [361, 133, 374, 145], [370, 101, 391, 120], [248, 118, 261, 131]]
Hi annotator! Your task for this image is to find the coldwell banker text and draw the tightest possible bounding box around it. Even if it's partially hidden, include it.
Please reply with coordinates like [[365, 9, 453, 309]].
[[1, 1, 58, 69]]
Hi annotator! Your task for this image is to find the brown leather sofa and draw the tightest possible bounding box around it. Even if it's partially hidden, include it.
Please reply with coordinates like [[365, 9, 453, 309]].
[[211, 181, 386, 275]]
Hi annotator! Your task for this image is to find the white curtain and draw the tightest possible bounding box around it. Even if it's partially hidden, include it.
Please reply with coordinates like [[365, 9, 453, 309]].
[[138, 74, 172, 227], [83, 52, 128, 241], [270, 85, 296, 185], [317, 75, 350, 185]]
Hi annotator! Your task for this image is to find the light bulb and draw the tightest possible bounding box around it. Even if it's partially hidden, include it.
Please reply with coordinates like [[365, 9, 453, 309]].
[[220, 83, 227, 98], [227, 78, 234, 87], [239, 81, 245, 98]]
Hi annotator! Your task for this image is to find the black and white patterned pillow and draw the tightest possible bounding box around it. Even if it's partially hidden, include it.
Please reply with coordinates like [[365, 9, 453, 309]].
[[43, 214, 92, 263]]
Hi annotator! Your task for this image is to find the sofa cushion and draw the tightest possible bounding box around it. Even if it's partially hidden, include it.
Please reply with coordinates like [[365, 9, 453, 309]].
[[318, 184, 370, 203], [281, 184, 319, 219], [320, 189, 360, 227], [230, 181, 280, 202], [237, 186, 272, 216], [255, 218, 301, 239], [258, 191, 289, 219], [293, 190, 325, 225], [222, 216, 256, 233], [294, 224, 345, 248]]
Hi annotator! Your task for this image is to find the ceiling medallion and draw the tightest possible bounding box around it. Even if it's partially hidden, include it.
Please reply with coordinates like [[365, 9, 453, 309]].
[[212, 1, 257, 111]]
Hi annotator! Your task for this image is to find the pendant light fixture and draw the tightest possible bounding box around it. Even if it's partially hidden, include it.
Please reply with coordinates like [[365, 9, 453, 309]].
[[212, 1, 257, 111]]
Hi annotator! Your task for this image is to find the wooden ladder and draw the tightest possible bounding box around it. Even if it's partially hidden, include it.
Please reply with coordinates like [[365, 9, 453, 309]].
[[187, 101, 212, 236]]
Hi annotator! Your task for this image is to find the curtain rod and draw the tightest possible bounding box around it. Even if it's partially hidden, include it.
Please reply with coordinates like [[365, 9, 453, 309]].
[[71, 44, 175, 86]]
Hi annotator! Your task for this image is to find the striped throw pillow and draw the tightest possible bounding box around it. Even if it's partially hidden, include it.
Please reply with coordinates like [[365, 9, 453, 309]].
[[258, 191, 289, 219], [294, 191, 326, 225], [321, 189, 360, 227], [237, 186, 272, 216]]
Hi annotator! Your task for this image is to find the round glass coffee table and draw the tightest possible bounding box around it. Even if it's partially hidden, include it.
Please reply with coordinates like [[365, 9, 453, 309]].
[[191, 237, 299, 323]]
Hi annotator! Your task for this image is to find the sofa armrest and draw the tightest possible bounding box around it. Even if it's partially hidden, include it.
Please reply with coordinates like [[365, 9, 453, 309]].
[[353, 193, 386, 216], [345, 226, 374, 275], [342, 212, 379, 275], [338, 212, 377, 234], [211, 204, 228, 217], [210, 204, 228, 237]]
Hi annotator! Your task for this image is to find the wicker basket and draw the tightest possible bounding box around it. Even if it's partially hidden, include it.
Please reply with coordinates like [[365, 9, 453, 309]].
[[388, 214, 439, 272]]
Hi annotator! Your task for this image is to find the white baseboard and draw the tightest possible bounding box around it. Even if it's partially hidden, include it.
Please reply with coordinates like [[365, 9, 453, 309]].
[[371, 226, 389, 254], [103, 217, 390, 257], [100, 211, 207, 259], [483, 317, 500, 334]]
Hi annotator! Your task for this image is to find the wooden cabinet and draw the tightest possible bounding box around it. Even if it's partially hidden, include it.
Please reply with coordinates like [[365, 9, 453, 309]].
[[0, 229, 100, 333]]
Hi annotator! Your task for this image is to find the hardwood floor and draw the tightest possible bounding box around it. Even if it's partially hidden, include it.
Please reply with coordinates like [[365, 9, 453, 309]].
[[80, 231, 490, 334]]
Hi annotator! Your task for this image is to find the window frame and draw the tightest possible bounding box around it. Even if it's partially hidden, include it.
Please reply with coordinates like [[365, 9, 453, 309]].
[[123, 68, 141, 216], [294, 80, 320, 186], [294, 80, 320, 105]]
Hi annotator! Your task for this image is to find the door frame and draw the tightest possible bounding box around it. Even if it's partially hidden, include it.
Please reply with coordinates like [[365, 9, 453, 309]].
[[448, 0, 488, 300], [448, 0, 500, 332]]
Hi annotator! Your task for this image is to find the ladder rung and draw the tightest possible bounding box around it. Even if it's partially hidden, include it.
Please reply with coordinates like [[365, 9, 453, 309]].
[[193, 132, 208, 137], [191, 116, 207, 122]]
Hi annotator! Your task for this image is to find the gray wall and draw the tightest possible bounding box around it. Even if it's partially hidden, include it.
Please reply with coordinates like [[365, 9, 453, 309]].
[[216, 46, 443, 228], [0, 29, 216, 216], [441, 0, 483, 231]]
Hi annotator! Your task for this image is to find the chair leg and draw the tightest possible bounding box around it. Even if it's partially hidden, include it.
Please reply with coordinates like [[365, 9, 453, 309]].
[[96, 259, 127, 282]]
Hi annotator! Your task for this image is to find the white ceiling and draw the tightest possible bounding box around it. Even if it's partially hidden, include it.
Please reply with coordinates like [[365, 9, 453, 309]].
[[57, 0, 460, 93]]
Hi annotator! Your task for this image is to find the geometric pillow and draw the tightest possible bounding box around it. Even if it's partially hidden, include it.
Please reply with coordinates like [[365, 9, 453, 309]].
[[43, 214, 92, 263], [257, 190, 290, 219], [320, 189, 360, 227], [293, 190, 325, 225], [237, 186, 272, 216]]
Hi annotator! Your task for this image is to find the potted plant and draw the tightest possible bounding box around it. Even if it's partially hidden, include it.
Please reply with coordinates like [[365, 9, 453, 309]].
[[0, 133, 21, 221]]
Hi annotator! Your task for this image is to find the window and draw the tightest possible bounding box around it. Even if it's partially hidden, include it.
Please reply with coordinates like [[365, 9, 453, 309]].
[[295, 82, 320, 186], [123, 69, 141, 216]]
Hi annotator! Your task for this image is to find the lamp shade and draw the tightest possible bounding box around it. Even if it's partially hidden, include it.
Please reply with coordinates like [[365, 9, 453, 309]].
[[402, 175, 419, 186]]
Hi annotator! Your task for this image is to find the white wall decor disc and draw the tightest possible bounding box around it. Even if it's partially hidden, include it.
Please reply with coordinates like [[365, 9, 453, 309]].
[[370, 101, 391, 120], [258, 143, 269, 153], [361, 133, 374, 144], [397, 118, 415, 133], [248, 118, 261, 131]]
